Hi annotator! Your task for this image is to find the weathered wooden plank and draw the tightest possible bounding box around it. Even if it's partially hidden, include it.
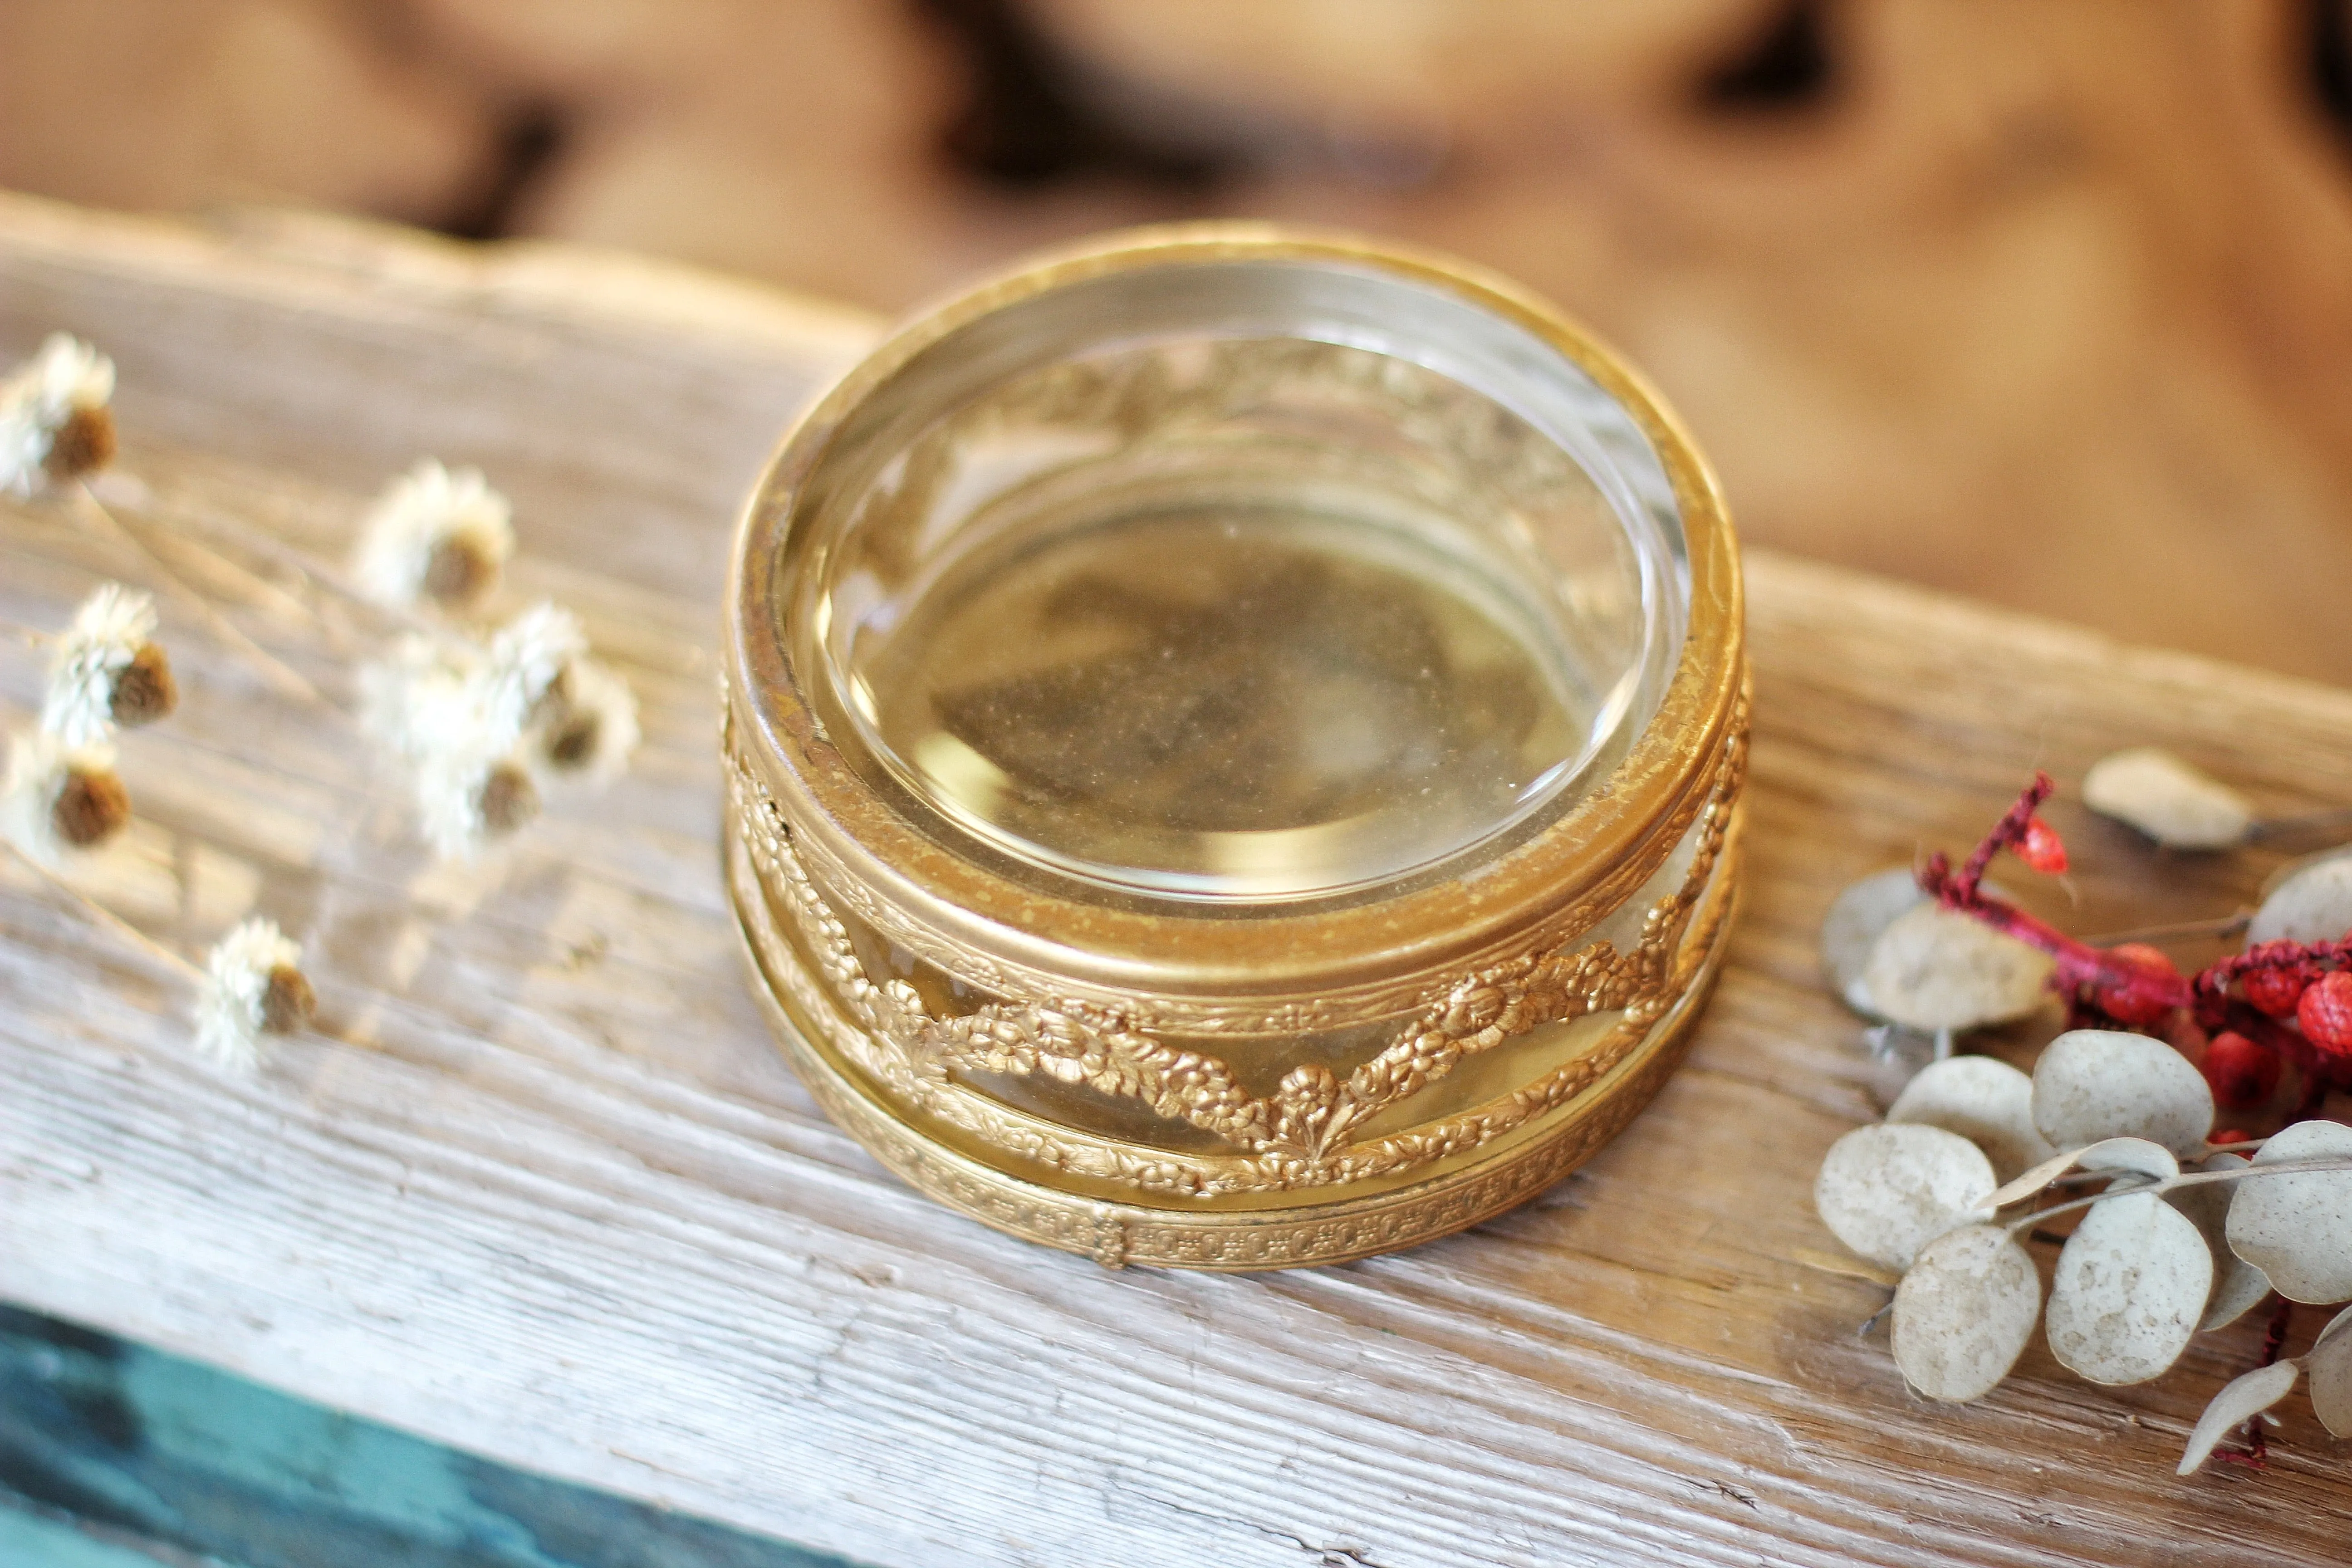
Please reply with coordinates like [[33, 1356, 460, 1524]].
[[4, 191, 2351, 1567]]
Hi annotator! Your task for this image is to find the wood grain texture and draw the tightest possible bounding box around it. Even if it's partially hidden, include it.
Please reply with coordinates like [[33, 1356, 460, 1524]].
[[3, 190, 2351, 1568]]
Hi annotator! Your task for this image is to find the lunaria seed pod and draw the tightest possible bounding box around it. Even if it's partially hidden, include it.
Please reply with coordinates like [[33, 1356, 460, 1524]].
[[1891, 1224, 2040, 1402], [1814, 1122, 1995, 1270], [2031, 1029, 2214, 1157], [2045, 1190, 2210, 1385], [1857, 902, 2053, 1034], [2081, 747, 2254, 851], [2166, 1152, 2274, 1332], [2225, 1118, 2352, 1304], [2249, 855, 2352, 946], [1885, 1055, 2054, 1184]]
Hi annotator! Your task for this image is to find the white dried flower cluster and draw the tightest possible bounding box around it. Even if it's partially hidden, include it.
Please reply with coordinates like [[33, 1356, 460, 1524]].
[[361, 602, 637, 858], [1, 333, 116, 496], [0, 728, 125, 865], [193, 916, 313, 1073], [41, 582, 170, 746], [1814, 1037, 2352, 1473], [353, 458, 515, 610]]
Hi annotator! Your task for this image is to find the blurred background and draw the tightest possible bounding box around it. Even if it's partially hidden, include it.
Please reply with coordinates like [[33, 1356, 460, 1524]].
[[6, 0, 2352, 684]]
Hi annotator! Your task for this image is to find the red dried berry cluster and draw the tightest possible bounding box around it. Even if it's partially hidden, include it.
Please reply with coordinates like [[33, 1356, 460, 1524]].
[[1923, 775, 2352, 1117]]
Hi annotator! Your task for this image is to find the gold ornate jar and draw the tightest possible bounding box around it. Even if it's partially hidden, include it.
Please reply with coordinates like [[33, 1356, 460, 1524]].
[[723, 225, 1746, 1270]]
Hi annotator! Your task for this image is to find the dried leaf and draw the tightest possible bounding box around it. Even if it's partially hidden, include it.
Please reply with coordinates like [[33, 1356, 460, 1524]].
[[1815, 1122, 1997, 1270], [2225, 1119, 2352, 1304], [1892, 1224, 2042, 1402], [2308, 1306, 2352, 1438], [2046, 1191, 2212, 1385], [1887, 1055, 2057, 1182], [2177, 1361, 2298, 1474], [2249, 855, 2352, 946], [1822, 867, 1928, 1016], [1984, 1136, 2181, 1209], [2082, 748, 2253, 851], [2031, 1029, 2214, 1156], [2167, 1153, 2274, 1332], [1860, 902, 2055, 1034]]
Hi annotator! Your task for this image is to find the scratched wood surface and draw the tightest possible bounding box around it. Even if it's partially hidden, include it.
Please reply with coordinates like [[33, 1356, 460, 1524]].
[[3, 190, 2350, 1568]]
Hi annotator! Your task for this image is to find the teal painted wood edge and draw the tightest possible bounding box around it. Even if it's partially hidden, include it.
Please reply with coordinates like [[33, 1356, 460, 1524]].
[[0, 1305, 876, 1568]]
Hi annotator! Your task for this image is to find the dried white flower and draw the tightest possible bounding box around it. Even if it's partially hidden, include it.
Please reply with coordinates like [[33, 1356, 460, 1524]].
[[415, 749, 539, 860], [361, 604, 627, 858], [361, 633, 488, 761], [353, 458, 514, 609], [480, 602, 584, 739], [2, 333, 117, 496], [193, 916, 313, 1072], [41, 582, 172, 746], [530, 655, 639, 779], [1, 728, 127, 864]]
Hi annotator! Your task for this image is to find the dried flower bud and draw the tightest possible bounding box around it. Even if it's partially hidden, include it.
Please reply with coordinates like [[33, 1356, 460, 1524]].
[[529, 656, 638, 779], [3, 729, 124, 864], [2297, 972, 2352, 1057], [108, 641, 176, 727], [1, 334, 116, 497], [261, 963, 317, 1035], [478, 761, 538, 834], [41, 583, 165, 746], [422, 533, 498, 605], [52, 764, 129, 848], [2200, 1030, 2281, 1107], [41, 403, 116, 481], [353, 458, 515, 610], [194, 917, 307, 1072]]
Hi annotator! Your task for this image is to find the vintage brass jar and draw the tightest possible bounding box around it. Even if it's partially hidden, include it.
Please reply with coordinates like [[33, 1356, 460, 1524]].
[[723, 225, 1746, 1269]]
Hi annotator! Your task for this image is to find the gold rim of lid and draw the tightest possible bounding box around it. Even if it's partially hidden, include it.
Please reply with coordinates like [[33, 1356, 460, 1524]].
[[725, 222, 1743, 1005]]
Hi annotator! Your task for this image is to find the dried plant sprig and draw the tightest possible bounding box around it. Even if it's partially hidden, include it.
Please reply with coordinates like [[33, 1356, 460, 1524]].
[[361, 601, 635, 858], [353, 459, 514, 611], [1917, 773, 2194, 1024], [193, 916, 314, 1073], [61, 483, 329, 707], [0, 728, 130, 864], [40, 582, 176, 745], [0, 333, 116, 496]]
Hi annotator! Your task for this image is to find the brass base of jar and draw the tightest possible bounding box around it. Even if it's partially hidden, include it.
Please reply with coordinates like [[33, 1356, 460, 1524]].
[[726, 812, 1743, 1272]]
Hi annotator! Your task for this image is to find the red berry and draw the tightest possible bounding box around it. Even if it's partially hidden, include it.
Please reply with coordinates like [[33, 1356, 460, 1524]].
[[2244, 964, 2310, 1019], [2094, 942, 2184, 1026], [2213, 1129, 2254, 1147], [2201, 1030, 2282, 1107], [2016, 816, 2069, 875], [2298, 972, 2352, 1057]]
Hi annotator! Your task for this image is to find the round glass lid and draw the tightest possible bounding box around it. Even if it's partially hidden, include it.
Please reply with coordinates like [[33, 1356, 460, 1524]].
[[789, 258, 1688, 903]]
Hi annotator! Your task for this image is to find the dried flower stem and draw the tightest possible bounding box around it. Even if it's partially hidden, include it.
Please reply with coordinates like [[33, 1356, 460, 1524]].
[[2000, 1156, 2352, 1235], [65, 484, 329, 708], [120, 487, 441, 643], [0, 835, 203, 985]]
